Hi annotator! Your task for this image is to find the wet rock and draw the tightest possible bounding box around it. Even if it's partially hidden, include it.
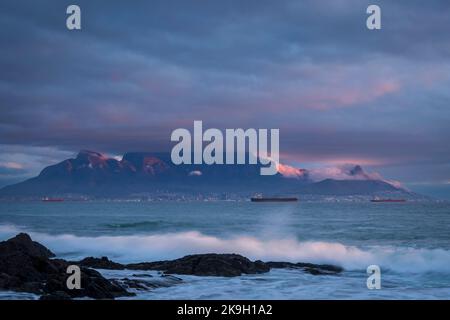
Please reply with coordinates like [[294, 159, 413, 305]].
[[125, 254, 342, 277], [78, 267, 133, 299], [266, 261, 343, 275], [112, 274, 183, 291], [0, 233, 133, 299], [114, 278, 150, 290], [161, 274, 183, 281], [131, 273, 153, 278], [113, 278, 158, 290], [77, 257, 125, 270], [0, 233, 345, 301], [0, 233, 55, 259], [126, 253, 270, 277]]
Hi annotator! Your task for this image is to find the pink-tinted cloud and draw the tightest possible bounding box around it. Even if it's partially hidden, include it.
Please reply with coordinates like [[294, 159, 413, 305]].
[[278, 160, 404, 189], [277, 163, 308, 179], [290, 80, 401, 110], [0, 162, 24, 169]]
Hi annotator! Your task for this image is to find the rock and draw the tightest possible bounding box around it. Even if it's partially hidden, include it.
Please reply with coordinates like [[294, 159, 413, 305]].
[[77, 257, 125, 270], [125, 254, 342, 277], [113, 278, 160, 291], [114, 278, 150, 290], [0, 233, 344, 301], [266, 261, 343, 275], [0, 233, 55, 259], [126, 253, 270, 277], [112, 274, 183, 291], [131, 273, 153, 278], [0, 233, 133, 299], [112, 273, 183, 291], [161, 274, 183, 281], [125, 255, 342, 277], [0, 235, 61, 292], [78, 267, 133, 299]]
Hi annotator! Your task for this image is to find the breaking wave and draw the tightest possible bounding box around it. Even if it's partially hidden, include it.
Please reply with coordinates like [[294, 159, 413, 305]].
[[1, 224, 450, 273]]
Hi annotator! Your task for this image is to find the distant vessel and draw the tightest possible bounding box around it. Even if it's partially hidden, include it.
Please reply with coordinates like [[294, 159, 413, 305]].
[[251, 195, 298, 202], [370, 199, 406, 203], [41, 197, 64, 202]]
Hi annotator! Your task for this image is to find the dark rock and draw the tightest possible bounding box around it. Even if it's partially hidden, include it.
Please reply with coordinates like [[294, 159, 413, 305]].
[[0, 232, 344, 301], [113, 278, 157, 291], [296, 262, 343, 275], [77, 267, 133, 299], [0, 233, 55, 259], [113, 273, 184, 291], [126, 253, 270, 277], [161, 274, 183, 281], [131, 273, 153, 278], [266, 261, 343, 275], [0, 235, 62, 290], [0, 233, 133, 299], [112, 274, 183, 291], [116, 278, 150, 290], [77, 257, 126, 270], [125, 254, 342, 277]]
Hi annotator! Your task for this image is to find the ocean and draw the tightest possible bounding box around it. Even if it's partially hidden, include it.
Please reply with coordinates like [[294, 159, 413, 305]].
[[0, 200, 449, 299]]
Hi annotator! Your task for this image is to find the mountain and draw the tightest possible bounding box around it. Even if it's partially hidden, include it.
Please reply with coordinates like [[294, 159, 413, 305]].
[[298, 179, 399, 196], [0, 150, 412, 199]]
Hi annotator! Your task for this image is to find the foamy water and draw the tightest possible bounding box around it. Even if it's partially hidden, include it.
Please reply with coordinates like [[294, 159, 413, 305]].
[[0, 201, 450, 299]]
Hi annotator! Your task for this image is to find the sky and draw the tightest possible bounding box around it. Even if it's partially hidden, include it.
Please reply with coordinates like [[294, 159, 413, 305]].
[[0, 0, 450, 198]]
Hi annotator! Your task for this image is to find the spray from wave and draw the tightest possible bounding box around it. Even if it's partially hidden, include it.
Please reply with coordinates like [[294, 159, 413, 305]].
[[1, 224, 449, 273]]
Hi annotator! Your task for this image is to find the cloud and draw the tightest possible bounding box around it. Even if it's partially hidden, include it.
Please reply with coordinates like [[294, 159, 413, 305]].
[[307, 164, 380, 181], [0, 162, 23, 170], [278, 161, 404, 188], [0, 0, 449, 191], [0, 145, 73, 187], [277, 163, 308, 179]]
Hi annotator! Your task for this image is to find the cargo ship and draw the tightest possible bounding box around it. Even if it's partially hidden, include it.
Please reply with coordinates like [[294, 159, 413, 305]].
[[251, 195, 298, 202], [370, 199, 406, 203], [41, 197, 64, 202]]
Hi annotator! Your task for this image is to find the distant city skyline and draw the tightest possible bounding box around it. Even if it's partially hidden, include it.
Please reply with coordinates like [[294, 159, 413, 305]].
[[1, 0, 450, 199]]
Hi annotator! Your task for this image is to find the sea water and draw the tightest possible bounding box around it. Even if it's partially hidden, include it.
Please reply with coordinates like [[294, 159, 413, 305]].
[[0, 200, 449, 299]]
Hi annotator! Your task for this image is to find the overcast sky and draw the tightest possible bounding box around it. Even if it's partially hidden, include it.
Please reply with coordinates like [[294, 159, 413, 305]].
[[0, 0, 449, 197]]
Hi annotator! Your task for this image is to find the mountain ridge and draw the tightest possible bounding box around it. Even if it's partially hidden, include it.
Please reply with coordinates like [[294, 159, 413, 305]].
[[0, 150, 415, 199]]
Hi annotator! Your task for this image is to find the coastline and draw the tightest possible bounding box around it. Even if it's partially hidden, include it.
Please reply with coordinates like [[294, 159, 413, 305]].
[[0, 233, 343, 300]]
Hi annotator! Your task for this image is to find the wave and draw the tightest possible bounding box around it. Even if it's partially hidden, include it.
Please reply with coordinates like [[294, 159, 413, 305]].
[[1, 224, 450, 273]]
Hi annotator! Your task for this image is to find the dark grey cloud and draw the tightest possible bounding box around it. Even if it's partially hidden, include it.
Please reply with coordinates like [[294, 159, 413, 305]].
[[0, 0, 450, 191]]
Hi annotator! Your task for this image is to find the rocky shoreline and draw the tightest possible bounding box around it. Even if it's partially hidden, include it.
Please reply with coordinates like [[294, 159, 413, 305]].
[[0, 233, 343, 300]]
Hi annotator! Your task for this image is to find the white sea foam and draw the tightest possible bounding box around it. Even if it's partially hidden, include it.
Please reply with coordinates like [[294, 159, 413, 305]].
[[1, 224, 450, 273]]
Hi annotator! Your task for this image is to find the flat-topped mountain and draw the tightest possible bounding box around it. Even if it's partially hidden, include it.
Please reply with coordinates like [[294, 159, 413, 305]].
[[0, 150, 414, 199]]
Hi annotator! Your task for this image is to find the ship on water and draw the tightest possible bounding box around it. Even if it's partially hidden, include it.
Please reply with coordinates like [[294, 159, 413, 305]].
[[251, 194, 298, 202], [370, 198, 406, 203], [41, 197, 64, 202]]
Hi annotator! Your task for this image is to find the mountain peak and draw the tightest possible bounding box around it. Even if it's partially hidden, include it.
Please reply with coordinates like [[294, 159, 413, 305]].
[[348, 165, 364, 176]]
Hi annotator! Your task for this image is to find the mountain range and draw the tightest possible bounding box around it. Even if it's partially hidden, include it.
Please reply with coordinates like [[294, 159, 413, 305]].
[[0, 150, 414, 199]]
